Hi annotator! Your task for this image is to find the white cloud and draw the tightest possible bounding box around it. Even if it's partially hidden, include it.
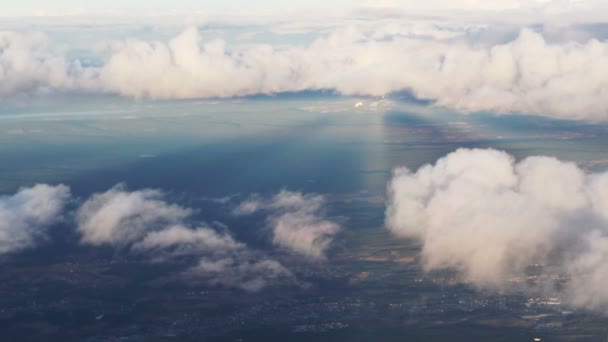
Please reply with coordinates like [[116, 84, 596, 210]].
[[386, 148, 608, 311], [76, 184, 192, 246], [565, 231, 608, 311], [1, 25, 607, 120], [0, 31, 96, 97], [132, 224, 243, 256], [76, 185, 293, 291], [0, 184, 70, 254], [235, 190, 340, 260]]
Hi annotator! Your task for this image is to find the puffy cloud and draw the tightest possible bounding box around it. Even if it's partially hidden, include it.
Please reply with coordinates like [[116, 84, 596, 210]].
[[0, 184, 70, 254], [76, 185, 192, 246], [76, 185, 293, 291], [565, 232, 608, 311], [0, 31, 93, 96], [132, 225, 243, 256], [96, 27, 608, 121], [235, 190, 340, 260], [2, 24, 608, 120], [386, 148, 608, 311]]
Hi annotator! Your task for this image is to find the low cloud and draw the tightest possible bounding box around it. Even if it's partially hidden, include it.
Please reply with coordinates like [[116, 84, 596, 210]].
[[0, 184, 70, 255], [2, 24, 608, 120], [386, 148, 608, 311], [188, 257, 293, 292], [132, 225, 243, 256], [76, 185, 293, 291], [235, 190, 340, 260], [81, 27, 608, 120], [0, 31, 92, 96], [76, 185, 192, 246]]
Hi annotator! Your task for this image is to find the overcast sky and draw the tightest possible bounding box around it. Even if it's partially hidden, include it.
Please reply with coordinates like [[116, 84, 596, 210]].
[[4, 0, 606, 16], [0, 0, 363, 16]]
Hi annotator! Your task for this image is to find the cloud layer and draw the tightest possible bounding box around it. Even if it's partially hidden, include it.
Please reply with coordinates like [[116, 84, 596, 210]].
[[386, 148, 608, 311], [234, 190, 340, 260], [77, 185, 293, 291], [2, 23, 608, 120], [0, 184, 70, 255]]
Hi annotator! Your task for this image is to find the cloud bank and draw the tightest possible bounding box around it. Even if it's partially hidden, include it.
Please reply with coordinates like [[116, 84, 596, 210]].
[[2, 23, 608, 120], [386, 148, 608, 311], [0, 184, 70, 255], [77, 185, 293, 291], [234, 190, 340, 260]]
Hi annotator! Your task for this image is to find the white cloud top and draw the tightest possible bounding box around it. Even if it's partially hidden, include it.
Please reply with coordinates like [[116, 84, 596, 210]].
[[2, 20, 608, 120], [76, 185, 192, 246], [386, 148, 608, 310]]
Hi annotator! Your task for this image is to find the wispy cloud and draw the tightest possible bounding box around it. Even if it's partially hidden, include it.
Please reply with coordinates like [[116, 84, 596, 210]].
[[234, 190, 340, 260], [0, 184, 70, 255]]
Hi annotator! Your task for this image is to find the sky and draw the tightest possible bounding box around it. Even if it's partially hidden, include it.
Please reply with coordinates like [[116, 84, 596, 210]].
[[3, 0, 608, 16], [0, 0, 362, 16]]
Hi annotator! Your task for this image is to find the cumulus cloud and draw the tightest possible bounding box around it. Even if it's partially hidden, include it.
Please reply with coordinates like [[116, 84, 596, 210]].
[[0, 31, 93, 96], [0, 184, 70, 255], [386, 148, 608, 311], [234, 190, 340, 260], [132, 225, 242, 256], [76, 185, 293, 291], [2, 23, 608, 120], [93, 27, 608, 120], [76, 185, 192, 246]]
